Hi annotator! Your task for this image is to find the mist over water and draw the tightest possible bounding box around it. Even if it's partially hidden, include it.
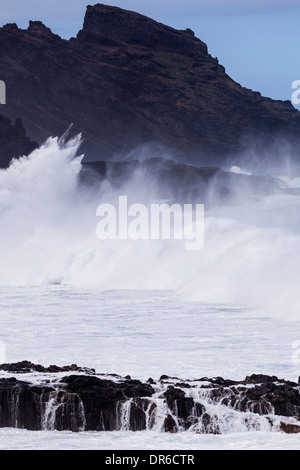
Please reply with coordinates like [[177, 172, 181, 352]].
[[0, 135, 299, 320]]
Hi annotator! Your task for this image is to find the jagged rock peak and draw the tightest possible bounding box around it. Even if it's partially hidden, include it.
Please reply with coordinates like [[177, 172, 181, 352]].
[[0, 3, 299, 163], [27, 20, 54, 36], [82, 3, 208, 53]]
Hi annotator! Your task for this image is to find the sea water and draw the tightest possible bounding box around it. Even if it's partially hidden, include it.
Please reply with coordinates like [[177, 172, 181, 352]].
[[0, 136, 300, 449]]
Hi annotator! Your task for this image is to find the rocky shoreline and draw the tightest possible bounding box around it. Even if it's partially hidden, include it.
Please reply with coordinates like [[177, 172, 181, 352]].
[[0, 361, 300, 434]]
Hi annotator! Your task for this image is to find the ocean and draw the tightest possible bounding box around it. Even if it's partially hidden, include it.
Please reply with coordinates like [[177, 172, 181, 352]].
[[0, 135, 300, 449]]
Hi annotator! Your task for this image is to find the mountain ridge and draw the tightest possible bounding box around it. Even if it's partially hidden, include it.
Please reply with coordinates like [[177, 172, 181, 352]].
[[0, 3, 299, 165]]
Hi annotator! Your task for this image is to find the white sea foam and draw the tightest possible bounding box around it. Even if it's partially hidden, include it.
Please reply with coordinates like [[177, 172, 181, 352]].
[[229, 165, 252, 175], [0, 135, 299, 321], [0, 427, 299, 450], [0, 136, 300, 448], [276, 175, 300, 188]]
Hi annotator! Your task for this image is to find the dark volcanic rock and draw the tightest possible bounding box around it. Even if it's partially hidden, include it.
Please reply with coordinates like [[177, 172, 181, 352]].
[[280, 421, 300, 434], [164, 385, 197, 424], [243, 374, 279, 384], [0, 378, 55, 430], [63, 374, 155, 431], [0, 115, 37, 168], [0, 360, 95, 374], [244, 383, 300, 416], [80, 156, 281, 206], [0, 4, 299, 164], [1, 363, 300, 433], [163, 414, 177, 432]]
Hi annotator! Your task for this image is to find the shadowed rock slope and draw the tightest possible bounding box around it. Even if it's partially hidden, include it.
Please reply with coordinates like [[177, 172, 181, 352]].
[[0, 4, 299, 164], [0, 115, 37, 168]]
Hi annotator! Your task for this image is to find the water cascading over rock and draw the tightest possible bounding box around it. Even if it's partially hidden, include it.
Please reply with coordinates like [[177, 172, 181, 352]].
[[1, 362, 300, 434]]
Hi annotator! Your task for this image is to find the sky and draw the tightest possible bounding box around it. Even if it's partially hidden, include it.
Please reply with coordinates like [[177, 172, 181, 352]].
[[0, 0, 299, 108]]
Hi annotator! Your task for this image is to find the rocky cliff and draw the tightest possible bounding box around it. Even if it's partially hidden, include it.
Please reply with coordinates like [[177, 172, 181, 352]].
[[0, 4, 299, 165], [0, 115, 37, 168], [81, 157, 282, 206], [1, 361, 300, 433]]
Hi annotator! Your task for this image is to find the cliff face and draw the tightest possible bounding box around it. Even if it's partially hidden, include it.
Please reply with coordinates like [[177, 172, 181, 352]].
[[80, 157, 281, 207], [0, 115, 37, 168], [0, 4, 299, 164]]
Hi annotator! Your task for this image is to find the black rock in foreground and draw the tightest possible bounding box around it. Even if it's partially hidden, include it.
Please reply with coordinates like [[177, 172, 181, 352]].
[[0, 361, 300, 434]]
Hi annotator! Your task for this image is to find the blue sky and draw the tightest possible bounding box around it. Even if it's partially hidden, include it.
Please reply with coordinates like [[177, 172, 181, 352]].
[[1, 0, 300, 107]]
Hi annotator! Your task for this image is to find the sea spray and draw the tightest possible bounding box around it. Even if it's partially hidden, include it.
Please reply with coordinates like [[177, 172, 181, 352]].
[[0, 135, 299, 320]]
